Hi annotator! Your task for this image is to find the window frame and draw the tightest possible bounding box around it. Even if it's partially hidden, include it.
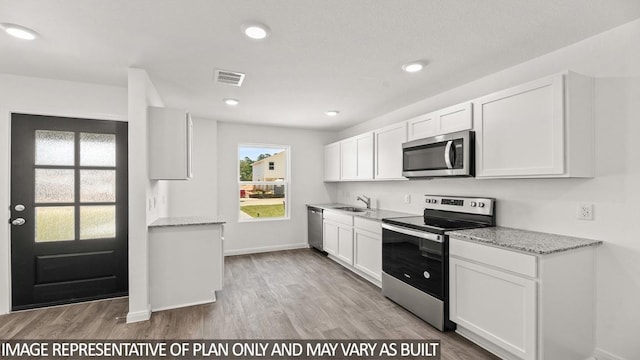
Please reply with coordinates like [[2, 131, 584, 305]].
[[237, 143, 291, 222]]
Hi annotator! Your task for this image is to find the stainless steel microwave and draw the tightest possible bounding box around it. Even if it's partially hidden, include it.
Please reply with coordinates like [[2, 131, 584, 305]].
[[402, 130, 474, 178]]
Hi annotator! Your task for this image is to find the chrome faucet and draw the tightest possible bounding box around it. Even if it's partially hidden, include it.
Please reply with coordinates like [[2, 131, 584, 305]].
[[357, 195, 371, 209]]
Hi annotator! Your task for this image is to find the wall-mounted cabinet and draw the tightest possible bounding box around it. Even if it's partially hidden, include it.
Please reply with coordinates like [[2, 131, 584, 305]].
[[407, 102, 472, 141], [473, 72, 593, 178], [322, 71, 593, 182], [341, 132, 374, 181], [148, 106, 193, 180], [374, 122, 407, 180], [323, 141, 341, 181]]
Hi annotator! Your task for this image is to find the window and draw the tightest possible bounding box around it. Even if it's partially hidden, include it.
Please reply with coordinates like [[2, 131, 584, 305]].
[[238, 144, 289, 221]]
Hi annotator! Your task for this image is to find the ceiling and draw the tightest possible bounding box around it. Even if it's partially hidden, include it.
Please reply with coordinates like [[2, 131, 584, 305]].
[[1, 0, 640, 130]]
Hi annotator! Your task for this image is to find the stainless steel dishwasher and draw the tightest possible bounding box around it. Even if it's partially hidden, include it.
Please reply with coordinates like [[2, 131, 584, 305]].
[[307, 206, 324, 251]]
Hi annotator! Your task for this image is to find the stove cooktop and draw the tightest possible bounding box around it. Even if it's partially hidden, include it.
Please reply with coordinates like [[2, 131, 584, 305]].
[[382, 215, 491, 235]]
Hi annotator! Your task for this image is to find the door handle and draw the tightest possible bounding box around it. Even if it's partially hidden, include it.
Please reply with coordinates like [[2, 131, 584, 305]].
[[444, 140, 454, 169], [11, 218, 25, 226]]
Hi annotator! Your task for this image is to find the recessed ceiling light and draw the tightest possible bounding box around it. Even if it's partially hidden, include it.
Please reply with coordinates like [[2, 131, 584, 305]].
[[1, 23, 38, 40], [325, 110, 340, 117], [224, 98, 240, 106], [242, 23, 270, 40], [402, 61, 426, 73]]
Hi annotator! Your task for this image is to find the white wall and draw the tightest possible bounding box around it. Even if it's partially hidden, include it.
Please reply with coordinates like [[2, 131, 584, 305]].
[[126, 68, 167, 323], [0, 73, 127, 315], [333, 19, 640, 360], [166, 117, 218, 218], [218, 122, 336, 255]]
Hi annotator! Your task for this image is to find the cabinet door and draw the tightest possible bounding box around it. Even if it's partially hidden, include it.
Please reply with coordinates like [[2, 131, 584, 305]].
[[341, 133, 374, 180], [474, 74, 565, 178], [354, 228, 381, 281], [356, 132, 374, 180], [407, 112, 438, 141], [340, 137, 358, 180], [437, 102, 472, 135], [323, 221, 339, 256], [323, 142, 341, 181], [374, 122, 407, 180], [148, 106, 192, 180], [337, 226, 354, 265], [450, 257, 537, 360]]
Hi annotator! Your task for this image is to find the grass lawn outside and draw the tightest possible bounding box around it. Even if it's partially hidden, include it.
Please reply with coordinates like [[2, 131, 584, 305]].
[[240, 204, 285, 218]]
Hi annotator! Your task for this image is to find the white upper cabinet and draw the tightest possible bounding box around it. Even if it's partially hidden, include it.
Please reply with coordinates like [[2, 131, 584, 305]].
[[374, 122, 407, 180], [323, 141, 341, 181], [474, 72, 594, 178], [407, 112, 438, 140], [407, 102, 473, 141], [438, 102, 473, 135], [341, 132, 374, 181], [148, 106, 193, 180]]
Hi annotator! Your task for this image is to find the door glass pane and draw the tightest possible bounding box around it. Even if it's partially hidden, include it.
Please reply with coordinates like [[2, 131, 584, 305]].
[[80, 133, 116, 167], [80, 170, 116, 202], [35, 207, 75, 242], [35, 169, 75, 203], [35, 130, 75, 166], [80, 206, 116, 240]]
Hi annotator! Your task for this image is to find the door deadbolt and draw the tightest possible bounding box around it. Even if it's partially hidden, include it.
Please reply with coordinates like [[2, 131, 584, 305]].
[[14, 204, 25, 212], [11, 218, 25, 226]]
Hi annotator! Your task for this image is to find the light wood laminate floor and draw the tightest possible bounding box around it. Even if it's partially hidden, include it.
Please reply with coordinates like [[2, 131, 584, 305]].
[[0, 249, 498, 359]]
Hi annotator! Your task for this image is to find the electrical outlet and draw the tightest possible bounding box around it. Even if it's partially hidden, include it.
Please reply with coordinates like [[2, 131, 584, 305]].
[[577, 203, 594, 220], [404, 194, 411, 204]]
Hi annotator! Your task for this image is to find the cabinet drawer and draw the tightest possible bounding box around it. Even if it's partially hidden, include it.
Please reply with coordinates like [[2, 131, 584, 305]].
[[450, 238, 537, 278], [323, 211, 353, 226], [354, 217, 381, 235]]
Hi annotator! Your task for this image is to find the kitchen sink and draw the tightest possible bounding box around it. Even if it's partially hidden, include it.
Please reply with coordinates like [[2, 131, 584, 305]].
[[334, 206, 368, 213]]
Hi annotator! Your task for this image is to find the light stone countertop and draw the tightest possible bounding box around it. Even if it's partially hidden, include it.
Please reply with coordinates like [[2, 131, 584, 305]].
[[307, 203, 415, 221], [446, 226, 602, 255], [149, 216, 226, 228]]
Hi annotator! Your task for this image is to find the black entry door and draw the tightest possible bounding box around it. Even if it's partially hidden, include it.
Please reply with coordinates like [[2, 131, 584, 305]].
[[10, 113, 128, 311]]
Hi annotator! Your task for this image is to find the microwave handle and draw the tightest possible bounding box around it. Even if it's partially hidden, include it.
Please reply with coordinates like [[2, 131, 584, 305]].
[[444, 140, 454, 169]]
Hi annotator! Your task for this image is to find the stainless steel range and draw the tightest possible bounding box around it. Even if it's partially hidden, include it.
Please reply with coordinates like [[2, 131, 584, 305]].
[[381, 195, 495, 331]]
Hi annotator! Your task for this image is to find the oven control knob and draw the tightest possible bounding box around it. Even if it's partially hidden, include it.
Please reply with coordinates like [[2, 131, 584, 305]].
[[470, 201, 477, 207], [423, 271, 431, 279], [478, 202, 485, 208]]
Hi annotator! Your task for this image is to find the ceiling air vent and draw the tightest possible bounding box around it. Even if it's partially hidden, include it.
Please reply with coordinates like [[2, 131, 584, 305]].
[[214, 69, 245, 86]]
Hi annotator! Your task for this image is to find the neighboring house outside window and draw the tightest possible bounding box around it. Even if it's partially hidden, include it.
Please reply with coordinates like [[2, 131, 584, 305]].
[[238, 145, 290, 221]]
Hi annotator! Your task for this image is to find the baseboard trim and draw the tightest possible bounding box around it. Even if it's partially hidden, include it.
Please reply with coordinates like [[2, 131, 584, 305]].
[[151, 298, 216, 313], [594, 348, 627, 360], [126, 308, 151, 323], [224, 243, 309, 256]]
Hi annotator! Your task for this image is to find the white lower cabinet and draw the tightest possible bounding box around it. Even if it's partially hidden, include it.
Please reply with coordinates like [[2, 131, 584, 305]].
[[322, 221, 339, 256], [149, 224, 224, 312], [449, 238, 596, 360], [336, 227, 354, 265], [353, 218, 382, 281], [450, 257, 536, 360], [323, 211, 382, 286]]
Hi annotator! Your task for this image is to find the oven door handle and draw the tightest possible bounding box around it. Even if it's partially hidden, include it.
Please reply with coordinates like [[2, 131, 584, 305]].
[[382, 223, 444, 242]]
